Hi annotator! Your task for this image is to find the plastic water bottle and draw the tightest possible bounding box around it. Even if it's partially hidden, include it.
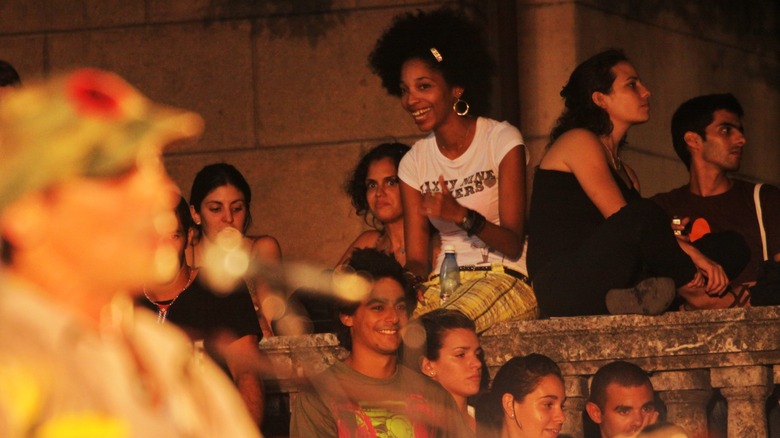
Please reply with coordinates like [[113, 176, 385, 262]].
[[440, 245, 461, 303]]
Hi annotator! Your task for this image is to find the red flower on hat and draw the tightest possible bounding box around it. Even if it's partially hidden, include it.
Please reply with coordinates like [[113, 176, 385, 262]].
[[66, 68, 131, 120]]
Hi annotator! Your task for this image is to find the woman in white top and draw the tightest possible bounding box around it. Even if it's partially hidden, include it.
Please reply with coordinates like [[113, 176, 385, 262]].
[[369, 7, 536, 330]]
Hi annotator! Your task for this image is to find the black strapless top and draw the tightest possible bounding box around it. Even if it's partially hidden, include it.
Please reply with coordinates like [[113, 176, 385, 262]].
[[527, 168, 640, 277]]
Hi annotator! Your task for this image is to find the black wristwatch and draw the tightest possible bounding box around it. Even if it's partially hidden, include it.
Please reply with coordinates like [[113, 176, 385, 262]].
[[458, 208, 487, 236], [460, 209, 476, 231]]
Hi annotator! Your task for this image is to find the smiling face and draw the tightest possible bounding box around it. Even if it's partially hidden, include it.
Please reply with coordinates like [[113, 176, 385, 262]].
[[423, 328, 483, 406], [399, 58, 462, 133], [587, 383, 656, 438], [191, 184, 248, 240], [340, 276, 409, 358], [596, 61, 651, 128], [693, 109, 746, 172], [366, 157, 403, 225], [506, 374, 566, 438]]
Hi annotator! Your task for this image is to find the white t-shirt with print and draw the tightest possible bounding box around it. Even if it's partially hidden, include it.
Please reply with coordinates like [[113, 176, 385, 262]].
[[398, 117, 528, 274]]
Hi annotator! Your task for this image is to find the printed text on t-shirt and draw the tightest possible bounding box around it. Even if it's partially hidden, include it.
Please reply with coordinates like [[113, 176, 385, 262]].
[[419, 170, 497, 199]]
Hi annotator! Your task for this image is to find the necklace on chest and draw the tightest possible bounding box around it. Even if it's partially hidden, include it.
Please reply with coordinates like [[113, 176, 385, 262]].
[[601, 143, 623, 172], [438, 119, 475, 155], [376, 233, 405, 256], [143, 266, 197, 323]]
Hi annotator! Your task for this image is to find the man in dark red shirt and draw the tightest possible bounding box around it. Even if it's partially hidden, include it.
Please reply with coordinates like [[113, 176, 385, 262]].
[[652, 93, 780, 308]]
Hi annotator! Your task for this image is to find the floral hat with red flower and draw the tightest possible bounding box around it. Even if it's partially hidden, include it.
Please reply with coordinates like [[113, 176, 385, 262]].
[[0, 68, 204, 212]]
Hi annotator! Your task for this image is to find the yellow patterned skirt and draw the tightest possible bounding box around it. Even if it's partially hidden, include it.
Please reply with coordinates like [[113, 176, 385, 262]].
[[413, 264, 538, 333]]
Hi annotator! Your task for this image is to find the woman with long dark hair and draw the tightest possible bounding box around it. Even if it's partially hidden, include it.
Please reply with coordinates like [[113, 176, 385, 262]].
[[188, 162, 282, 337], [475, 354, 566, 438]]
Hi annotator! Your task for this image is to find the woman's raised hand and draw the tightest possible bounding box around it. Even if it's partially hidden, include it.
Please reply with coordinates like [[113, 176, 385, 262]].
[[419, 175, 466, 223]]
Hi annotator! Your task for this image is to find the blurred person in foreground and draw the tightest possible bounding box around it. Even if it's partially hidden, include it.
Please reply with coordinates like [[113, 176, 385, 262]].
[[635, 421, 689, 438], [0, 68, 260, 437], [0, 59, 21, 102]]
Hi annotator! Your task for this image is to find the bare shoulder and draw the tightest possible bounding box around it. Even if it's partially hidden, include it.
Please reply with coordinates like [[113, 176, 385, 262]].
[[541, 129, 603, 171], [247, 235, 282, 262], [335, 229, 382, 267], [554, 129, 603, 153], [351, 229, 382, 248]]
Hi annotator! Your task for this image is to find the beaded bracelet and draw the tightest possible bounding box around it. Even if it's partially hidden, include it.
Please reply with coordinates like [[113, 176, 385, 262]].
[[402, 270, 425, 289]]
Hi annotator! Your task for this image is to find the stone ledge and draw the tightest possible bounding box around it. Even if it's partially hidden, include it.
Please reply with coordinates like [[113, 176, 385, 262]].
[[479, 306, 780, 376], [711, 365, 773, 388], [258, 306, 780, 380], [257, 306, 780, 438]]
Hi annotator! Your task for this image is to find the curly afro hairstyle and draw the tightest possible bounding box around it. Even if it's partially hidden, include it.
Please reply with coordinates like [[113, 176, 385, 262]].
[[344, 142, 410, 227], [368, 7, 494, 116]]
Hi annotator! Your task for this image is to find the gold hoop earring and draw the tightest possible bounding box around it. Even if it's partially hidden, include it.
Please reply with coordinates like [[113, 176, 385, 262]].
[[453, 98, 470, 116]]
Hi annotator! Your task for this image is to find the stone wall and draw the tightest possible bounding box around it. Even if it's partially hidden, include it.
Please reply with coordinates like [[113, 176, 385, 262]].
[[1, 0, 777, 267], [518, 0, 780, 197]]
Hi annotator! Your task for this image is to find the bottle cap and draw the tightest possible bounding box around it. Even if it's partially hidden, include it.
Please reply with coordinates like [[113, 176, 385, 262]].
[[443, 244, 456, 253]]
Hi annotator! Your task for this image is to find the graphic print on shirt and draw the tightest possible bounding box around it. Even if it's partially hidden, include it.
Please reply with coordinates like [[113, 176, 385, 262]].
[[419, 170, 497, 200], [331, 394, 435, 438]]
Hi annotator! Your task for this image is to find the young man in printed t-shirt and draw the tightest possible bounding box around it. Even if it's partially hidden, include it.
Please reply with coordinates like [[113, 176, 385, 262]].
[[290, 248, 470, 437]]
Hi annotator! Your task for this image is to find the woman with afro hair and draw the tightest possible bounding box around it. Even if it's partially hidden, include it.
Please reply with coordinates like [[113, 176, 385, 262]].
[[369, 7, 537, 332]]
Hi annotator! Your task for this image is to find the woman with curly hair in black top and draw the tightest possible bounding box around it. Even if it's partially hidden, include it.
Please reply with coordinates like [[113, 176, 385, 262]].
[[337, 142, 411, 266]]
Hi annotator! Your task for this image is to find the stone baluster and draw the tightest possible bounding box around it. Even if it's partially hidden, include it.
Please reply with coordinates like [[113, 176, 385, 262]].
[[652, 370, 711, 438], [562, 375, 588, 438], [711, 365, 772, 438]]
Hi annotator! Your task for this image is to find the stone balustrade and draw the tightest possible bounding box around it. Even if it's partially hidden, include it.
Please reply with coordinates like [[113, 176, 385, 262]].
[[259, 306, 780, 437]]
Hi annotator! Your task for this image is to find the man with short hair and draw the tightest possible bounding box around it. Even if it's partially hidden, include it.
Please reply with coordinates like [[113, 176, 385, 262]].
[[290, 248, 469, 437], [652, 93, 780, 308], [586, 361, 659, 438], [0, 69, 260, 437]]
